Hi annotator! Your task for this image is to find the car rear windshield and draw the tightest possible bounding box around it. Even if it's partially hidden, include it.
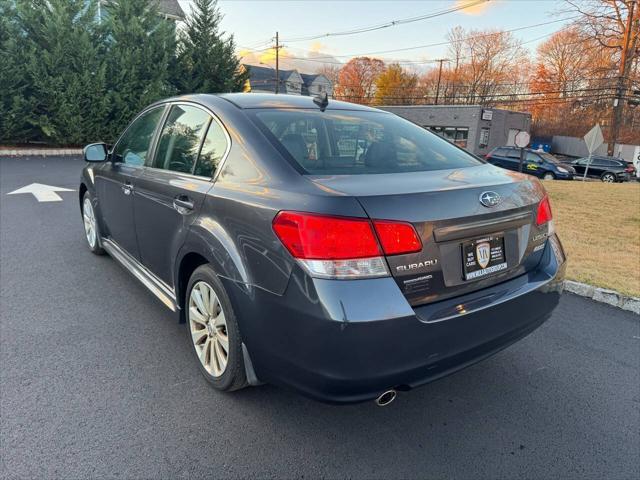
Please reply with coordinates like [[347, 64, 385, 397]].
[[251, 109, 482, 175]]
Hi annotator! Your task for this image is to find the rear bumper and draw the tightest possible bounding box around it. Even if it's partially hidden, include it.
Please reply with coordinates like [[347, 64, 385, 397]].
[[228, 235, 566, 404]]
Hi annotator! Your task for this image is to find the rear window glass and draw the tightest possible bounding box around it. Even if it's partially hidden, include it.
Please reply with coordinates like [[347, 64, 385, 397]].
[[251, 109, 481, 175], [492, 148, 509, 156]]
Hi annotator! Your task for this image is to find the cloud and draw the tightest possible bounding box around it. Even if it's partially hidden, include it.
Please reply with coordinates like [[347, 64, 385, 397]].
[[455, 0, 492, 16], [238, 46, 342, 74]]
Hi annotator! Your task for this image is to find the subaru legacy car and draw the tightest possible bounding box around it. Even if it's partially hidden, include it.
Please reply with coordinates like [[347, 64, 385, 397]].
[[486, 146, 575, 180], [80, 94, 566, 405]]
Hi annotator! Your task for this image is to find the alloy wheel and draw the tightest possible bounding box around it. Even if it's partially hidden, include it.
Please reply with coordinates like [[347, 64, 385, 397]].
[[189, 281, 229, 377], [602, 174, 615, 183], [83, 198, 97, 248], [543, 173, 554, 180]]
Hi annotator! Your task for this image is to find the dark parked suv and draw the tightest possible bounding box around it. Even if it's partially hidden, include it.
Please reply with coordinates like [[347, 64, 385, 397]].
[[570, 155, 634, 182], [80, 94, 566, 405], [486, 146, 576, 180]]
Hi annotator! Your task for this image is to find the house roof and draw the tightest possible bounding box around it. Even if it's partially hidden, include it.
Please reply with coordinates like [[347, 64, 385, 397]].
[[300, 73, 320, 84], [244, 65, 302, 91], [247, 65, 298, 80], [156, 0, 184, 18]]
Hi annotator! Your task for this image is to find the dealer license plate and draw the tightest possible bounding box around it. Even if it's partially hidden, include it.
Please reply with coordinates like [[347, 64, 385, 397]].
[[462, 235, 507, 281]]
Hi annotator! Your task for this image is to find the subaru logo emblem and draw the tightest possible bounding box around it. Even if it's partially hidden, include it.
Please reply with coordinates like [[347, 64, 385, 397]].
[[479, 191, 501, 207]]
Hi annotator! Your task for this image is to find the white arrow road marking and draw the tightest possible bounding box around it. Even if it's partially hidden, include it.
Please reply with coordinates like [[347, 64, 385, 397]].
[[7, 183, 75, 202]]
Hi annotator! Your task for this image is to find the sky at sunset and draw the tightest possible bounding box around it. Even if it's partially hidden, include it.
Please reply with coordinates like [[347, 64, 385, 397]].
[[179, 0, 572, 72]]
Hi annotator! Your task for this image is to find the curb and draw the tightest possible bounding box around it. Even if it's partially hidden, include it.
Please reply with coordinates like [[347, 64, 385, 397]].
[[0, 149, 82, 156], [564, 280, 640, 315]]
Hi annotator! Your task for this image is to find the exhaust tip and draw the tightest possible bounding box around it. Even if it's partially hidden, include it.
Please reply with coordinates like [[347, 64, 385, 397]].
[[375, 390, 397, 407]]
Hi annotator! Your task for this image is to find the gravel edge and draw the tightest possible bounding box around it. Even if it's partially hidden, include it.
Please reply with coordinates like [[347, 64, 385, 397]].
[[564, 280, 640, 315], [0, 148, 83, 156]]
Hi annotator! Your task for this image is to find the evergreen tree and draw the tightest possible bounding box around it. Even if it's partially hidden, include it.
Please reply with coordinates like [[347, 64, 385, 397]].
[[176, 0, 248, 94], [104, 0, 176, 140], [0, 0, 32, 143], [13, 0, 110, 145]]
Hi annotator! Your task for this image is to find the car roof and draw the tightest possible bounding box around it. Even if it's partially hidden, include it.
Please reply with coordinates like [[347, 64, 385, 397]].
[[493, 146, 539, 153], [148, 93, 387, 115], [219, 93, 382, 111], [591, 155, 625, 161]]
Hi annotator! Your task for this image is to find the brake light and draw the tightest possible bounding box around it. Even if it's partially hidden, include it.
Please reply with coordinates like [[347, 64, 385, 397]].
[[372, 220, 422, 255], [272, 211, 381, 259], [536, 195, 553, 226], [272, 211, 389, 279]]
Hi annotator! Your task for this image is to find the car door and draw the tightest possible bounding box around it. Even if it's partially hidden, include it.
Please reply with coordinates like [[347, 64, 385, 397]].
[[525, 151, 543, 177], [572, 158, 588, 176], [95, 106, 165, 259], [589, 158, 607, 177], [133, 103, 230, 286]]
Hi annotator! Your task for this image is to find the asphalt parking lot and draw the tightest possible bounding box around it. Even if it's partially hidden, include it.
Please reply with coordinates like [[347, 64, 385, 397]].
[[1, 155, 639, 479]]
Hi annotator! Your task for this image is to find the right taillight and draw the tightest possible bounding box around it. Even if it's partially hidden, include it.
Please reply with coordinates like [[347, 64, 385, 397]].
[[272, 211, 423, 279], [536, 195, 553, 226], [372, 220, 422, 256]]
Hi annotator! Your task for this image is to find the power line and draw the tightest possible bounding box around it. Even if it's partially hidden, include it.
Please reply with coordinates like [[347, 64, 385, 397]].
[[270, 16, 580, 62], [336, 86, 615, 99], [240, 18, 582, 70], [281, 0, 491, 43]]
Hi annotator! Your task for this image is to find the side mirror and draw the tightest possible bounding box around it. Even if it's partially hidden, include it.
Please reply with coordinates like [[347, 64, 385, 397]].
[[83, 143, 108, 162]]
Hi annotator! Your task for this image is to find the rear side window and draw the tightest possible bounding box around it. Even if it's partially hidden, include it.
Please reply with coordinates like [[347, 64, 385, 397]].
[[194, 119, 228, 178], [153, 105, 211, 174], [491, 148, 508, 157], [252, 110, 481, 175]]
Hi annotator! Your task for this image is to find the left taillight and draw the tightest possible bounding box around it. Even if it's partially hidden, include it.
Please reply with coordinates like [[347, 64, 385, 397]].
[[272, 211, 387, 279], [536, 195, 553, 226], [272, 211, 422, 279]]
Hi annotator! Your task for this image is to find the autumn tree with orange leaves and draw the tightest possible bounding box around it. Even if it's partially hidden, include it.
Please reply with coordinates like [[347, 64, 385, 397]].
[[334, 57, 385, 105]]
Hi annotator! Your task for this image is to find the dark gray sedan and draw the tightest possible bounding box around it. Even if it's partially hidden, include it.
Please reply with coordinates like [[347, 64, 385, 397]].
[[80, 93, 566, 405]]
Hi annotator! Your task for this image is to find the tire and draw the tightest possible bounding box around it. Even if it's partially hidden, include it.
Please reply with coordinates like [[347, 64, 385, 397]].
[[601, 172, 616, 183], [542, 172, 555, 180], [82, 191, 105, 255], [185, 264, 247, 391]]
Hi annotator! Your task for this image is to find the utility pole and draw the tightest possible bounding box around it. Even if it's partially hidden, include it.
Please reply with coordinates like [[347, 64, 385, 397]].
[[608, 0, 637, 155], [275, 31, 280, 94], [434, 59, 448, 105]]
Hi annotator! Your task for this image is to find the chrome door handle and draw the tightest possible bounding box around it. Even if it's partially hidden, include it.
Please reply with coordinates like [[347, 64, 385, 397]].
[[173, 196, 194, 212], [121, 183, 133, 195]]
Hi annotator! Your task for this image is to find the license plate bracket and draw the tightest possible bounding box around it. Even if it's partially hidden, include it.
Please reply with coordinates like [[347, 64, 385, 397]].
[[462, 234, 507, 281]]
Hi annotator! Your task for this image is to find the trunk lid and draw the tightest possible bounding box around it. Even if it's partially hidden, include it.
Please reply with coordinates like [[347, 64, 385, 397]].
[[309, 164, 551, 306]]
